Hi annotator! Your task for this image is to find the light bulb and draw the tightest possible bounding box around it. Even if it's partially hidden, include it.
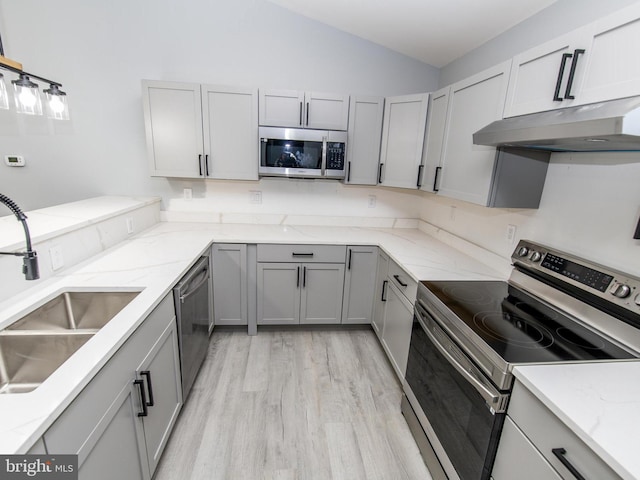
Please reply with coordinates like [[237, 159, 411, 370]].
[[49, 95, 64, 113], [44, 84, 69, 120], [18, 88, 37, 108], [12, 75, 43, 115]]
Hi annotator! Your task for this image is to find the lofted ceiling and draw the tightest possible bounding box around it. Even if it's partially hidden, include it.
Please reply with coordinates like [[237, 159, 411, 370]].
[[266, 0, 558, 67]]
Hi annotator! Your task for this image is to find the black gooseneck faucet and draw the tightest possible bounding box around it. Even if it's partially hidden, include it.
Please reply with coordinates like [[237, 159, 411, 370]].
[[0, 194, 39, 280]]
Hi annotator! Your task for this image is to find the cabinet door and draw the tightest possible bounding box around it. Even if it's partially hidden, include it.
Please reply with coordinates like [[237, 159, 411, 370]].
[[381, 282, 414, 380], [142, 80, 204, 178], [379, 93, 429, 189], [503, 32, 582, 117], [257, 263, 300, 325], [438, 61, 511, 206], [345, 96, 384, 185], [212, 244, 248, 326], [420, 86, 450, 193], [137, 321, 182, 476], [305, 92, 350, 130], [574, 3, 640, 106], [202, 85, 258, 180], [372, 250, 389, 338], [342, 246, 378, 324], [300, 263, 345, 325], [77, 383, 149, 480], [258, 89, 305, 128]]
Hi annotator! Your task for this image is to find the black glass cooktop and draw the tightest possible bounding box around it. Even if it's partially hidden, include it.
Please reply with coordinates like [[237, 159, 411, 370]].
[[422, 280, 635, 364]]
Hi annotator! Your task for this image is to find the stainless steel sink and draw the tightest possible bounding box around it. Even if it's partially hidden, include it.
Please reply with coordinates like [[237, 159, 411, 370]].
[[0, 290, 140, 394], [6, 291, 140, 332]]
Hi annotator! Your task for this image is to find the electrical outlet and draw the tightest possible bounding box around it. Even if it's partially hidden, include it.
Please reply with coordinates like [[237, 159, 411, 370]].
[[249, 190, 262, 204], [126, 218, 134, 234], [49, 246, 64, 271], [368, 195, 376, 208], [506, 224, 517, 244], [184, 188, 193, 201]]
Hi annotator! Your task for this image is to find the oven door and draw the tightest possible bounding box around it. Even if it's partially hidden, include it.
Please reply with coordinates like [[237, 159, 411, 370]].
[[404, 299, 509, 480]]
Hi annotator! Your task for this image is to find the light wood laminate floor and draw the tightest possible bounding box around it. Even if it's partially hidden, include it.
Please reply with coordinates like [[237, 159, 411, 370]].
[[155, 327, 432, 480]]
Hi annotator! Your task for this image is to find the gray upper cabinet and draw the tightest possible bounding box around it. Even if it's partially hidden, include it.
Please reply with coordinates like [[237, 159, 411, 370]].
[[212, 243, 248, 326], [379, 93, 429, 189], [258, 89, 350, 131], [142, 80, 258, 180], [342, 246, 378, 324], [433, 61, 547, 208], [419, 86, 449, 193], [504, 3, 640, 117], [345, 96, 385, 185]]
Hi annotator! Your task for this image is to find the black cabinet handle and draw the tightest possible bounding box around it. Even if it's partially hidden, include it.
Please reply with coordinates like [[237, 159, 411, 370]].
[[134, 379, 148, 417], [393, 274, 408, 287], [204, 154, 210, 176], [296, 266, 300, 288], [381, 280, 388, 301], [433, 166, 442, 192], [553, 53, 573, 101], [552, 448, 586, 480], [347, 249, 352, 270], [564, 49, 585, 100], [299, 102, 303, 126], [346, 161, 351, 182], [378, 163, 384, 184], [141, 371, 154, 407], [417, 165, 424, 188], [292, 252, 314, 257], [303, 266, 307, 288], [198, 154, 203, 176], [306, 102, 310, 126]]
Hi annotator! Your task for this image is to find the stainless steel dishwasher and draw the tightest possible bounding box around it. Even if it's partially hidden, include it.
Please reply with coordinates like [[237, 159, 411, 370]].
[[173, 253, 212, 400]]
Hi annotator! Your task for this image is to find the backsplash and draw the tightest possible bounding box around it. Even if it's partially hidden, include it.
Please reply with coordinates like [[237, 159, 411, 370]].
[[0, 197, 160, 302]]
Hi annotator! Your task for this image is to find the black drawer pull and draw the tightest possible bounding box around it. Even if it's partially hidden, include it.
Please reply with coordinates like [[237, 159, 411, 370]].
[[306, 102, 310, 126], [564, 49, 585, 100], [378, 163, 384, 184], [417, 164, 424, 188], [552, 448, 586, 480], [346, 161, 351, 183], [433, 166, 442, 192], [393, 274, 408, 287], [141, 371, 154, 407], [303, 266, 307, 288], [381, 280, 388, 301], [299, 102, 303, 126], [292, 253, 314, 257], [204, 154, 210, 176], [347, 249, 352, 270], [553, 53, 573, 101], [198, 154, 203, 176], [296, 266, 300, 288], [134, 379, 148, 417]]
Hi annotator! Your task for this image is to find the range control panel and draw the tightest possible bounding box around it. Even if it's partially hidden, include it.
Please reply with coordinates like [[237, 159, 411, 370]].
[[512, 240, 640, 314]]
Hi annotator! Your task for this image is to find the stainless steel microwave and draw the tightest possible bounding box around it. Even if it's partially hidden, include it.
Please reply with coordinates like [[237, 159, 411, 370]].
[[259, 127, 347, 179]]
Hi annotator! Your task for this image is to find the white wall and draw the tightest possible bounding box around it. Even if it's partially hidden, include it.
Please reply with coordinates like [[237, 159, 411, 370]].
[[439, 0, 640, 86], [0, 0, 439, 216]]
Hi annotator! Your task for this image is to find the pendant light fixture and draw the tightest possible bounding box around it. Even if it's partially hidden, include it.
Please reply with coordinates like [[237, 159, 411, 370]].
[[0, 31, 68, 119]]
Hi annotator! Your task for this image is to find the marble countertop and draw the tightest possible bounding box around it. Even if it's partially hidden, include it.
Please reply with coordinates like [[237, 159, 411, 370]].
[[0, 221, 504, 453], [514, 362, 640, 480]]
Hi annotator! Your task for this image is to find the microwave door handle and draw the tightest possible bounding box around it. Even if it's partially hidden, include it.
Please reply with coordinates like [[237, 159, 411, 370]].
[[321, 136, 327, 176], [415, 305, 506, 412]]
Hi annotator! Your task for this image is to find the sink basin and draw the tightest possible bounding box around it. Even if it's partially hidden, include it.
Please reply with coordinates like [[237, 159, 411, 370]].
[[0, 290, 140, 394], [0, 332, 94, 394], [6, 291, 140, 332]]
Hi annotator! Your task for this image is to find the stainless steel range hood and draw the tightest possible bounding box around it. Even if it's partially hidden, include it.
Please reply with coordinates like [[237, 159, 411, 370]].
[[473, 96, 640, 152]]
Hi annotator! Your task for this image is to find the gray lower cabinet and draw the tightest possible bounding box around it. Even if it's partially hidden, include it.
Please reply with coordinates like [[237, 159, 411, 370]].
[[43, 294, 182, 480], [257, 262, 345, 325], [212, 243, 248, 326], [342, 246, 378, 324], [372, 249, 390, 337], [380, 281, 414, 379]]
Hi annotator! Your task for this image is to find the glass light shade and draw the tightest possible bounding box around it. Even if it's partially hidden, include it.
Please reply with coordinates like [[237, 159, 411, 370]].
[[12, 74, 43, 115], [0, 74, 9, 110], [44, 84, 69, 120]]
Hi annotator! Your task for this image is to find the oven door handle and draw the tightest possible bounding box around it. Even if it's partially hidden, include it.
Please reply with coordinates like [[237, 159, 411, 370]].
[[415, 304, 508, 413]]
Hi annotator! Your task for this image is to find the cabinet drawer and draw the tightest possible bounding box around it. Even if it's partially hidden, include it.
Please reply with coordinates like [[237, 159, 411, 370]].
[[388, 260, 417, 302], [493, 417, 562, 480], [257, 244, 346, 263], [509, 381, 621, 480]]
